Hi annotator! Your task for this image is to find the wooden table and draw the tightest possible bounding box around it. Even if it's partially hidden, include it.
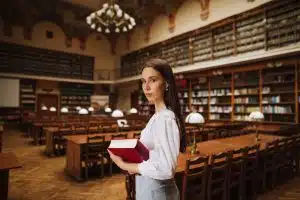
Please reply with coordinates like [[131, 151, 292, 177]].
[[0, 152, 22, 200], [242, 124, 285, 135], [44, 127, 73, 156], [176, 133, 282, 172], [64, 131, 139, 180]]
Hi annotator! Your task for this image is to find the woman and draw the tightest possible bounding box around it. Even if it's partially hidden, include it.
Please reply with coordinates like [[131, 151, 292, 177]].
[[108, 58, 186, 200]]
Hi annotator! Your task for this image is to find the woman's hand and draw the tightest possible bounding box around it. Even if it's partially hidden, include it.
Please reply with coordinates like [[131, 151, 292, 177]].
[[108, 150, 124, 168], [107, 150, 139, 175]]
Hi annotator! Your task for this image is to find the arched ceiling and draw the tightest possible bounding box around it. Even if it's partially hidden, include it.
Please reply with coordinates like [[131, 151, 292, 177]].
[[0, 0, 184, 39]]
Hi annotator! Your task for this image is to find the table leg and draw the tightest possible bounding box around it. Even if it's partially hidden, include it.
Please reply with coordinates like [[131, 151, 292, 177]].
[[0, 170, 9, 200]]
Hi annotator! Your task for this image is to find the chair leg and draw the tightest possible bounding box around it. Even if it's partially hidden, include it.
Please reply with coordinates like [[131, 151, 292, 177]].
[[85, 162, 88, 181]]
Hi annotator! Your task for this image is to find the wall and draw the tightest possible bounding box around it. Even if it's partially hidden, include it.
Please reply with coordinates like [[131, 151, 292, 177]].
[[116, 82, 139, 111], [0, 20, 116, 79], [115, 0, 273, 110]]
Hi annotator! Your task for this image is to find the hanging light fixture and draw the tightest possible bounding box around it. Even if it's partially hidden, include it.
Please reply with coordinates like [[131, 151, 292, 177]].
[[86, 1, 136, 34]]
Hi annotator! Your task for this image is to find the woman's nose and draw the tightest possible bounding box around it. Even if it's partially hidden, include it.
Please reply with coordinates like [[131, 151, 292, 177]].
[[144, 82, 150, 90]]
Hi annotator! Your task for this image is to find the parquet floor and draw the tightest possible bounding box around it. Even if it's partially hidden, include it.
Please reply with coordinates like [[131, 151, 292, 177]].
[[3, 127, 300, 200]]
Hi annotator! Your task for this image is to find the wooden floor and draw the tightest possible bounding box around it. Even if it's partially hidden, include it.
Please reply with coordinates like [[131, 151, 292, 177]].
[[3, 127, 300, 200]]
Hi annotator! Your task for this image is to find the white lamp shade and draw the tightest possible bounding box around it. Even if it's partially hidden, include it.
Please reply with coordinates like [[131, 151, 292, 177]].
[[78, 108, 89, 115], [88, 107, 94, 112], [185, 112, 205, 124], [76, 106, 82, 111], [60, 107, 68, 113], [49, 107, 57, 112], [111, 109, 124, 118], [249, 111, 264, 121], [41, 105, 48, 111], [129, 108, 138, 114], [105, 107, 112, 113]]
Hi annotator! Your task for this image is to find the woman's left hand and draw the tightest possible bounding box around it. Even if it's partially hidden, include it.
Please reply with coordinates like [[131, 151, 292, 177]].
[[108, 150, 124, 168]]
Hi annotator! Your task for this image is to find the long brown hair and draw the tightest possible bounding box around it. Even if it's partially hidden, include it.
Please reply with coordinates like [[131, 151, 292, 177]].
[[142, 58, 187, 153]]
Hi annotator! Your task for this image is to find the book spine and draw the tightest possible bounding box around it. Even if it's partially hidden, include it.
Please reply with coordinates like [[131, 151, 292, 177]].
[[136, 141, 149, 161]]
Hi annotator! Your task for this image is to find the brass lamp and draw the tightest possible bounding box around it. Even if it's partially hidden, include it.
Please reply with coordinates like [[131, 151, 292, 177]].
[[185, 112, 205, 154], [248, 111, 264, 141]]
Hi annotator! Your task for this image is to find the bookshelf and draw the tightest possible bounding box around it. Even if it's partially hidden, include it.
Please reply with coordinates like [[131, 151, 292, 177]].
[[233, 71, 260, 121], [176, 78, 189, 116], [209, 74, 232, 120], [190, 76, 209, 120], [120, 0, 300, 78], [19, 79, 36, 112], [261, 61, 296, 123], [0, 42, 94, 80], [266, 0, 300, 50], [137, 91, 154, 116], [60, 83, 94, 114]]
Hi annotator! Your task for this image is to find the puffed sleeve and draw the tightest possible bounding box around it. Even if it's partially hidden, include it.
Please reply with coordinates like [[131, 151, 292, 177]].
[[138, 110, 180, 180]]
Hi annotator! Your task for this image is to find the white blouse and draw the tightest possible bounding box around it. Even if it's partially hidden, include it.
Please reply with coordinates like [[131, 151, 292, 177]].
[[138, 108, 180, 180]]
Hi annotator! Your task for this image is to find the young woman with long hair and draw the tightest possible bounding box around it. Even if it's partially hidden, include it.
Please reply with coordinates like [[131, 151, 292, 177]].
[[108, 58, 186, 200]]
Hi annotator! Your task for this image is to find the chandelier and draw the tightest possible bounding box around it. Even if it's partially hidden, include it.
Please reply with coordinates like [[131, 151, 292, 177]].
[[86, 1, 136, 34]]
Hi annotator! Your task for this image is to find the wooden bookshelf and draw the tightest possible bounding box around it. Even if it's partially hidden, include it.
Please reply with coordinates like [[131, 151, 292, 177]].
[[137, 90, 154, 116], [261, 61, 296, 122], [233, 71, 260, 121], [60, 83, 93, 114], [190, 76, 209, 120], [19, 79, 36, 112], [120, 0, 300, 78], [0, 42, 94, 80], [176, 78, 189, 116], [135, 56, 300, 123], [209, 74, 232, 120]]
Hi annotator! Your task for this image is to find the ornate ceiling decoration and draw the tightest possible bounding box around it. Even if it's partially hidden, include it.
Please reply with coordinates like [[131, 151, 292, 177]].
[[0, 0, 212, 53]]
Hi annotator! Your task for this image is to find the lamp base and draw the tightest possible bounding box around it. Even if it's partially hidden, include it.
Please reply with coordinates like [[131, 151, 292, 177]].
[[190, 143, 199, 155], [255, 135, 260, 142]]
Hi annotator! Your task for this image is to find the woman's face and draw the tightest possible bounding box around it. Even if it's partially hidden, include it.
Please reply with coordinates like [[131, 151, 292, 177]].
[[141, 67, 166, 104]]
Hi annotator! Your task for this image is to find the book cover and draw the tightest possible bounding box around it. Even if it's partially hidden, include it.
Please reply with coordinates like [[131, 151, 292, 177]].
[[108, 139, 149, 163]]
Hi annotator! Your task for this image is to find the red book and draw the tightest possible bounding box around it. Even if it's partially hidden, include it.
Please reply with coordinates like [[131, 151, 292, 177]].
[[108, 139, 149, 163]]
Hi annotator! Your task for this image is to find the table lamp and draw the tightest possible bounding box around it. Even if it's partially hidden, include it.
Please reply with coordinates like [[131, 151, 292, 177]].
[[185, 112, 205, 154], [249, 111, 264, 141], [129, 108, 138, 114], [79, 108, 89, 115], [60, 107, 69, 113], [41, 105, 48, 111], [111, 109, 124, 118], [105, 107, 112, 113], [49, 107, 57, 112], [88, 106, 94, 112]]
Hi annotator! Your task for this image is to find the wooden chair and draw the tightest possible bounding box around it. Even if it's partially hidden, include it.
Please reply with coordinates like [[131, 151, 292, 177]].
[[207, 152, 230, 200], [83, 135, 107, 180], [181, 156, 209, 200], [292, 134, 300, 174], [227, 147, 247, 200], [277, 137, 295, 184], [87, 124, 100, 134], [244, 144, 260, 200], [112, 133, 128, 140], [262, 139, 279, 191]]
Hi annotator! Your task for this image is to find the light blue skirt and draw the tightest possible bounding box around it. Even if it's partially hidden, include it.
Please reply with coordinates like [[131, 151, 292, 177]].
[[135, 175, 180, 200]]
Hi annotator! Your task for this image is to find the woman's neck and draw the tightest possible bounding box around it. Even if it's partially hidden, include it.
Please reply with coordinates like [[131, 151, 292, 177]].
[[154, 101, 166, 113]]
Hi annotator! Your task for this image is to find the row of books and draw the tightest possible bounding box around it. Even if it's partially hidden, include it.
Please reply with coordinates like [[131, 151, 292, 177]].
[[262, 105, 293, 114], [235, 106, 260, 113]]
